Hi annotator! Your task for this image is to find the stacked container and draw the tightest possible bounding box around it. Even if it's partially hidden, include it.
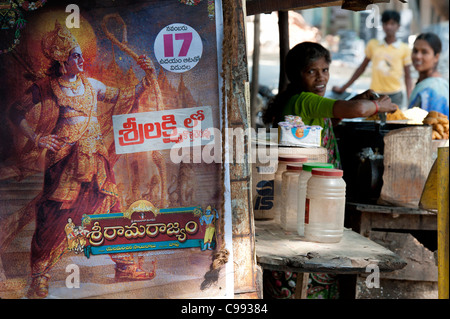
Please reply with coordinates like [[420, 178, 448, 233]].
[[304, 168, 346, 243], [297, 162, 334, 236], [280, 164, 303, 231], [273, 156, 307, 223]]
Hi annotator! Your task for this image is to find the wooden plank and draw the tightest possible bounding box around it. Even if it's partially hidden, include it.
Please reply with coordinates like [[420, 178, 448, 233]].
[[246, 0, 344, 15], [420, 158, 438, 211], [294, 273, 309, 299], [245, 0, 404, 15], [223, 0, 260, 297], [250, 14, 261, 130], [278, 11, 289, 93], [360, 213, 437, 232], [255, 220, 406, 274], [437, 147, 449, 299], [348, 202, 436, 216]]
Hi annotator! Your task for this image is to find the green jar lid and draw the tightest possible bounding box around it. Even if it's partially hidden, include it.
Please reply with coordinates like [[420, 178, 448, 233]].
[[302, 162, 334, 172]]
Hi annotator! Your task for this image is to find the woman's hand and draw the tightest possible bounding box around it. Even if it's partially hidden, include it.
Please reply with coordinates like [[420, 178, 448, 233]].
[[37, 134, 64, 152], [376, 95, 397, 113]]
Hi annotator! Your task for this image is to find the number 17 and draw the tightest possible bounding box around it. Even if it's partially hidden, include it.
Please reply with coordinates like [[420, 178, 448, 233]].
[[163, 32, 193, 57]]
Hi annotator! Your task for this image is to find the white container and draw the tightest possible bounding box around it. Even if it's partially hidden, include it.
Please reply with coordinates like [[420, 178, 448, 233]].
[[280, 165, 302, 231], [297, 162, 334, 236], [273, 156, 307, 223], [304, 168, 346, 243]]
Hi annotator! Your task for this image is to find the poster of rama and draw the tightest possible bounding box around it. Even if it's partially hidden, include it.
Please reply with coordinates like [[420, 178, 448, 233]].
[[0, 0, 233, 299]]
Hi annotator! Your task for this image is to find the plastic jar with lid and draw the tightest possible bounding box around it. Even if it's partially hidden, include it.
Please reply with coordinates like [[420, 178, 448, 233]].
[[280, 164, 302, 231], [273, 156, 307, 223], [304, 168, 346, 243], [297, 163, 334, 236]]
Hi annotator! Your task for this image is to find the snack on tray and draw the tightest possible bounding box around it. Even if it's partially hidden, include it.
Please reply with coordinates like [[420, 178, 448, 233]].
[[422, 111, 449, 139], [366, 104, 408, 121]]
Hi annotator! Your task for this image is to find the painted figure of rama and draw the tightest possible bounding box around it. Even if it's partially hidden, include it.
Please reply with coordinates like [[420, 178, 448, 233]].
[[199, 205, 219, 251], [6, 21, 158, 298]]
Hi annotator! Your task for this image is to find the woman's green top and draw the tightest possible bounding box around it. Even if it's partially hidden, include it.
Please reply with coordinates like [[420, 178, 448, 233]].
[[282, 92, 336, 126], [281, 91, 340, 168]]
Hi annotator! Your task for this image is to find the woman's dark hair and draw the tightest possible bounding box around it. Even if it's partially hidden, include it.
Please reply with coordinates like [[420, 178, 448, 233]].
[[415, 32, 442, 55], [381, 10, 401, 24], [262, 42, 331, 125]]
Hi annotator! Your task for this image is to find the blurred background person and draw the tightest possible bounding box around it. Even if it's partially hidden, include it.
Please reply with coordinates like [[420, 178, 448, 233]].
[[332, 10, 413, 107], [408, 32, 449, 117]]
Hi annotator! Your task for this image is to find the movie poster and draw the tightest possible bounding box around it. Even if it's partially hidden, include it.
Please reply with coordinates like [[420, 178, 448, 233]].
[[0, 0, 232, 299]]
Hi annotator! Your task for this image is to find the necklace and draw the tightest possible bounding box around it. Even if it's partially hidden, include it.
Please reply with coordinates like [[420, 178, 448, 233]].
[[51, 74, 95, 117], [58, 76, 83, 94]]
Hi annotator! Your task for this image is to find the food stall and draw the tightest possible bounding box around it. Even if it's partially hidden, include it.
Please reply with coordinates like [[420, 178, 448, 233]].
[[246, 0, 449, 299]]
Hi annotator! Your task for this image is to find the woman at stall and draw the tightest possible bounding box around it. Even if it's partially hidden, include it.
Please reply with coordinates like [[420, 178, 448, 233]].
[[262, 41, 397, 299], [263, 41, 397, 169], [408, 32, 449, 117]]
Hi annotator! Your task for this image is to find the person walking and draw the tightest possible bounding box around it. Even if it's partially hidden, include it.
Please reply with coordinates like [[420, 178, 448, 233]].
[[332, 10, 413, 107]]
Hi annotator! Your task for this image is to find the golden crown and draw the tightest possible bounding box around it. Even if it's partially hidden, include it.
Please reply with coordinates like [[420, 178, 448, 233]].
[[41, 20, 79, 63]]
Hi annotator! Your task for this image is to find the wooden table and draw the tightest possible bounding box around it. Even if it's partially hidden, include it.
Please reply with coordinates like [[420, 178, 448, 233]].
[[255, 220, 407, 298], [345, 202, 438, 298]]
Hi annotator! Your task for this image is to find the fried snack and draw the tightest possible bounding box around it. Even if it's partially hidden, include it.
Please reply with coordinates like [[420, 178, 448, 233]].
[[432, 131, 443, 139], [428, 111, 440, 118], [365, 104, 408, 121], [423, 111, 449, 140], [437, 117, 449, 124], [435, 123, 445, 135], [423, 117, 438, 125], [387, 108, 408, 120]]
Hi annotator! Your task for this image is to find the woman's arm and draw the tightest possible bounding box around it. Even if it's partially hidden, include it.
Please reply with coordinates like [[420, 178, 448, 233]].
[[332, 95, 397, 119]]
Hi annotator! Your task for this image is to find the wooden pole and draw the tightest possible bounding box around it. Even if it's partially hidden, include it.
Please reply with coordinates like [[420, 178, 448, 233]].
[[278, 10, 289, 93], [437, 147, 449, 299], [250, 14, 261, 129]]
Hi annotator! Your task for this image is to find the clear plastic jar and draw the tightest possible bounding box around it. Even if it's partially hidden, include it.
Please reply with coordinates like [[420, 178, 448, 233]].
[[297, 163, 334, 236], [280, 165, 302, 231], [304, 168, 346, 243], [273, 156, 307, 223]]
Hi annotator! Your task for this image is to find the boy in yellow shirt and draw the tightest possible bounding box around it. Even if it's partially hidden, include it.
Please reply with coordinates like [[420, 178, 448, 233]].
[[333, 10, 412, 106]]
